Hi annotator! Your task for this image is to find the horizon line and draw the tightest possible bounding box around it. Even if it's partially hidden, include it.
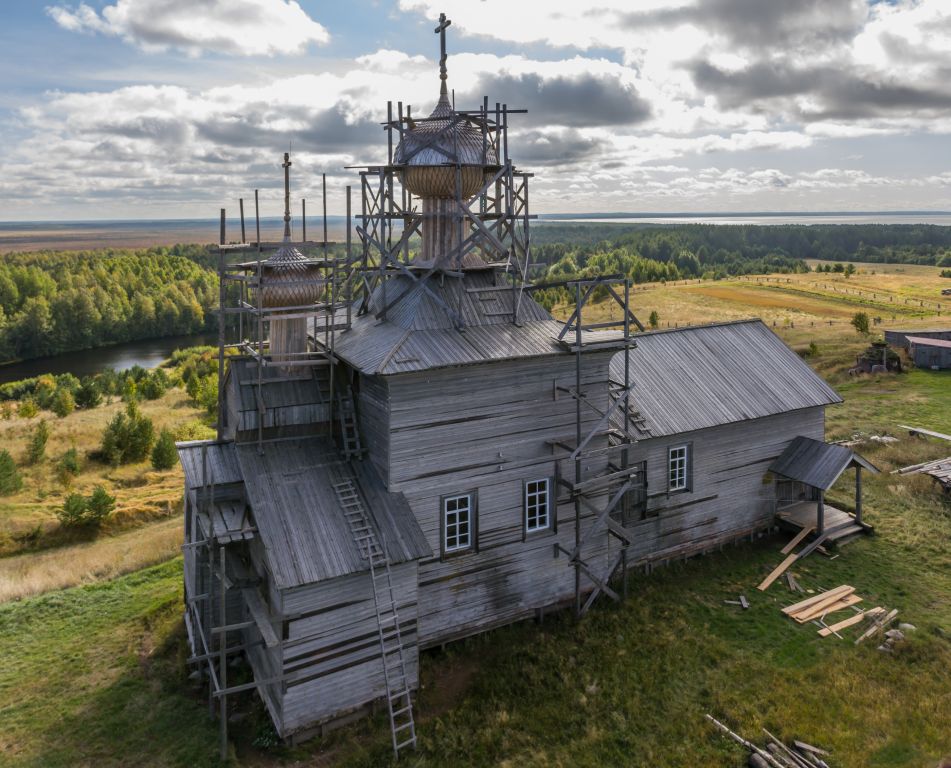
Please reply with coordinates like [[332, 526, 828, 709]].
[[2, 209, 951, 225]]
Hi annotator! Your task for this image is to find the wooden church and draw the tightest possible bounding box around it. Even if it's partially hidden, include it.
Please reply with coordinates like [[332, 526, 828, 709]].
[[177, 14, 861, 758]]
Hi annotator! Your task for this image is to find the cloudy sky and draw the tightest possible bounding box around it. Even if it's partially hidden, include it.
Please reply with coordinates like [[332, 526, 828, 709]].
[[1, 0, 950, 220]]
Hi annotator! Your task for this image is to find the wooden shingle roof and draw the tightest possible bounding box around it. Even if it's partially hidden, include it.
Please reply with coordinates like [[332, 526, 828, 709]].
[[235, 438, 431, 589], [611, 319, 842, 437]]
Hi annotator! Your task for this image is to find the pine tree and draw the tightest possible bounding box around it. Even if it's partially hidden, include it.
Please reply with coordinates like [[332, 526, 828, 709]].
[[86, 485, 116, 524], [26, 420, 50, 464], [151, 428, 178, 471], [51, 388, 75, 418], [0, 449, 22, 495]]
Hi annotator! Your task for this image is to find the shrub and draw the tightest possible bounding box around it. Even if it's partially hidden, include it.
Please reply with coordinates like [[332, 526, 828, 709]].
[[0, 402, 11, 420], [74, 378, 103, 409], [139, 369, 169, 400], [851, 312, 870, 335], [51, 388, 75, 418], [57, 485, 116, 527], [58, 493, 88, 526], [0, 449, 23, 495], [648, 310, 659, 329], [17, 398, 38, 418], [27, 420, 50, 464], [86, 485, 116, 523], [33, 376, 57, 409], [101, 401, 155, 465], [151, 428, 178, 471], [56, 448, 82, 487]]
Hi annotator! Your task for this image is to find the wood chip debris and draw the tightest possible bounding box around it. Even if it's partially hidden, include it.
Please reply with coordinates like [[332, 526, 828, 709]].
[[705, 714, 832, 768]]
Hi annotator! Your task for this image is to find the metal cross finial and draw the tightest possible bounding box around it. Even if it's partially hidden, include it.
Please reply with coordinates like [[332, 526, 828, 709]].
[[435, 13, 451, 83], [282, 152, 292, 239]]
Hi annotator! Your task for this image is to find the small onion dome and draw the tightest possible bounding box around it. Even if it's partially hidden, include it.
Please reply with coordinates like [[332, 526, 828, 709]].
[[255, 241, 321, 309], [395, 92, 497, 199]]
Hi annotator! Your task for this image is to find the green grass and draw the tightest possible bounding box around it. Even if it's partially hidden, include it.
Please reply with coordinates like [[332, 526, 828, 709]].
[[0, 559, 219, 768]]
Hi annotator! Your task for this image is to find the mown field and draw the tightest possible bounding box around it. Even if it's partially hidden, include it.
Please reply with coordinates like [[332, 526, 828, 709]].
[[1, 264, 950, 767]]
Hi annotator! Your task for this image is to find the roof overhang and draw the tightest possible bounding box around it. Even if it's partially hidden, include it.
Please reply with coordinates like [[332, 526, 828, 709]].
[[770, 435, 880, 491]]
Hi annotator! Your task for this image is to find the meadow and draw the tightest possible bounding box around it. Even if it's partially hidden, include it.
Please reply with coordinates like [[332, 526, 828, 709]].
[[0, 262, 949, 767]]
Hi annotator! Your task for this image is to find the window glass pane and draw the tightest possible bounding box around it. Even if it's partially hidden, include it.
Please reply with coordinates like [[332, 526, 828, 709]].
[[525, 478, 550, 532], [668, 446, 688, 491], [444, 494, 472, 552]]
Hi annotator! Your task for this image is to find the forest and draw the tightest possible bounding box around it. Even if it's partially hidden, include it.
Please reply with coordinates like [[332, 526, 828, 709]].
[[0, 245, 217, 362], [2, 223, 949, 363]]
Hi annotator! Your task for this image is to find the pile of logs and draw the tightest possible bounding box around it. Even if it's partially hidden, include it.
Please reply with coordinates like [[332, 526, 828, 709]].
[[706, 715, 832, 768]]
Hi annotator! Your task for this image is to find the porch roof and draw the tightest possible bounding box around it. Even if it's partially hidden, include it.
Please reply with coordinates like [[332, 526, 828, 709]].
[[770, 436, 879, 491]]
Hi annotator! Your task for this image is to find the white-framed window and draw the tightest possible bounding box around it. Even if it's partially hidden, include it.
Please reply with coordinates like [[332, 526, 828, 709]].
[[668, 445, 689, 492], [443, 493, 474, 553], [524, 478, 551, 533]]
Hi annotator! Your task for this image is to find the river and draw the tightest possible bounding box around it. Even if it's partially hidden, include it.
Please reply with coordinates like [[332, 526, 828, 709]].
[[0, 334, 215, 384]]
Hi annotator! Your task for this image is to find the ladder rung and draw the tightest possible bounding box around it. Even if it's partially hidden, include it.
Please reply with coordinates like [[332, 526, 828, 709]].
[[395, 738, 416, 750], [392, 704, 412, 718], [394, 721, 414, 732], [389, 689, 410, 701]]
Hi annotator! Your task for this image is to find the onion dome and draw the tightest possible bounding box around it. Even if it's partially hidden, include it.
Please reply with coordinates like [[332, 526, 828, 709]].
[[254, 153, 322, 308], [394, 15, 497, 199]]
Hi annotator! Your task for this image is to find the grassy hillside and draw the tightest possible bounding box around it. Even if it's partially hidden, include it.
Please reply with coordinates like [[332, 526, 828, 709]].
[[1, 264, 950, 767]]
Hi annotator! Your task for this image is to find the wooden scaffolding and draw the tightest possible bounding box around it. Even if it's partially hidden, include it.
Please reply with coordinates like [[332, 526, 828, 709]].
[[549, 276, 645, 618]]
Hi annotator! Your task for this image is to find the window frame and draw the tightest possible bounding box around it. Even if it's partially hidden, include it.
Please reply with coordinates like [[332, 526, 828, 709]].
[[523, 477, 554, 537], [667, 443, 691, 493], [440, 491, 478, 556]]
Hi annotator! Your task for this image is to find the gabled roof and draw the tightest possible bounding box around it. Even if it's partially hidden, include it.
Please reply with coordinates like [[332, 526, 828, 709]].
[[611, 319, 842, 438], [770, 436, 879, 490]]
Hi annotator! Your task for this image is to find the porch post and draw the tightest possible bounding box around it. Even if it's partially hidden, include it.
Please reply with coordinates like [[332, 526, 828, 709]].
[[817, 490, 825, 536], [855, 466, 863, 526]]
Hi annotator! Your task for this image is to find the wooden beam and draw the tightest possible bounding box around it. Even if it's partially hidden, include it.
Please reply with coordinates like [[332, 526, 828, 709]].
[[781, 525, 815, 555], [757, 553, 798, 591], [898, 424, 951, 442], [818, 607, 884, 637], [855, 608, 899, 645], [793, 594, 862, 623], [782, 585, 853, 615], [788, 586, 856, 619]]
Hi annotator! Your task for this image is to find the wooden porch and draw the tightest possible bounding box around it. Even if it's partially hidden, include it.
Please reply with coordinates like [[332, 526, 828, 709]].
[[776, 501, 868, 544]]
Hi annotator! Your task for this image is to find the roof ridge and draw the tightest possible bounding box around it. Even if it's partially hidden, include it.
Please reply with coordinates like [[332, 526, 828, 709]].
[[633, 317, 762, 338]]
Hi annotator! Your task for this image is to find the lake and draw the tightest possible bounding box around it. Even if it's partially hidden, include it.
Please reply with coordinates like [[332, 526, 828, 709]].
[[0, 334, 215, 384]]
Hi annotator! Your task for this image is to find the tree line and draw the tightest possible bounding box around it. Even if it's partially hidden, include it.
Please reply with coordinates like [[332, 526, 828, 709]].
[[0, 245, 218, 362]]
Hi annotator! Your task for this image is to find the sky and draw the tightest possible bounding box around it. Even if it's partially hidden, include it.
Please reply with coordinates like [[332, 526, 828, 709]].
[[0, 0, 950, 220]]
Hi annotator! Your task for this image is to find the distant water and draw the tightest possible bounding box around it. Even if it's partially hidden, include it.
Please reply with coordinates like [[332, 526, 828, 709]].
[[541, 212, 951, 226], [0, 216, 351, 253], [2, 211, 950, 253], [0, 334, 215, 384]]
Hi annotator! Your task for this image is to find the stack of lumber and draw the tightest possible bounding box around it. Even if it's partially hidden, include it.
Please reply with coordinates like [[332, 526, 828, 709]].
[[780, 587, 900, 641], [782, 586, 863, 624], [706, 714, 832, 768]]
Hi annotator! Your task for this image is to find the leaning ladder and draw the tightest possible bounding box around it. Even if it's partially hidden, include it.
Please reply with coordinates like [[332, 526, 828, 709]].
[[337, 392, 363, 459], [332, 478, 417, 756]]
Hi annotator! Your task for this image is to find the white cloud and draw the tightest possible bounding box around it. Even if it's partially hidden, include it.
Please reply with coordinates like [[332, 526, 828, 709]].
[[46, 0, 329, 57]]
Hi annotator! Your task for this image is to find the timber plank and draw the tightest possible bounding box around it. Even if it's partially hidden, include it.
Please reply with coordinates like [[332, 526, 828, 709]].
[[789, 587, 856, 620], [793, 594, 862, 623], [781, 525, 815, 555], [757, 553, 798, 591], [782, 585, 852, 615], [818, 607, 884, 637]]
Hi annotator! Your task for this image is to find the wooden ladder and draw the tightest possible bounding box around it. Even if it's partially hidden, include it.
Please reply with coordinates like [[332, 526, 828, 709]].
[[332, 478, 417, 757], [336, 391, 363, 459]]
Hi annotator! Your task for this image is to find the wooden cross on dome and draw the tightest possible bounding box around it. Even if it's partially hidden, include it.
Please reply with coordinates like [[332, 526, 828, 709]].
[[435, 13, 451, 83]]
